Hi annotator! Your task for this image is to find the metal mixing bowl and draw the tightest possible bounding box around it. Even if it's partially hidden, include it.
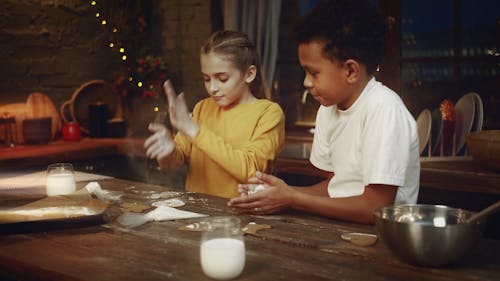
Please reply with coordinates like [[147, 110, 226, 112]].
[[374, 204, 486, 267]]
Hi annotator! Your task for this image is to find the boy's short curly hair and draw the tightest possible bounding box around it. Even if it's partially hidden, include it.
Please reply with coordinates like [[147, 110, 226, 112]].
[[292, 0, 388, 74]]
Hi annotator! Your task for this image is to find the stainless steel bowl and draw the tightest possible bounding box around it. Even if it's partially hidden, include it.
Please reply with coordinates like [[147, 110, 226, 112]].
[[374, 204, 486, 267]]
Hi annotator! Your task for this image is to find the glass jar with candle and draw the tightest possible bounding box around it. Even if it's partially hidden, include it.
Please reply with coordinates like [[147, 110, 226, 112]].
[[46, 163, 76, 196], [200, 216, 245, 280]]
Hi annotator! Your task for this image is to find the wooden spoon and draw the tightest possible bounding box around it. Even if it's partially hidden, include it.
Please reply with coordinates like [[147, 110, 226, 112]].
[[465, 200, 500, 224]]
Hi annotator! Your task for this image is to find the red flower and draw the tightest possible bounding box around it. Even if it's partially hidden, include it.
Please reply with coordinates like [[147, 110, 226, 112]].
[[141, 90, 158, 99], [120, 55, 168, 100]]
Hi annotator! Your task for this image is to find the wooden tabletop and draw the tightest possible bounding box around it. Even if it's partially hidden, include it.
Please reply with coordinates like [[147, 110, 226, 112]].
[[0, 178, 499, 281]]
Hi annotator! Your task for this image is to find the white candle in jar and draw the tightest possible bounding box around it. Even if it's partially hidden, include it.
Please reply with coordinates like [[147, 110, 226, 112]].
[[200, 238, 245, 280], [46, 172, 76, 196]]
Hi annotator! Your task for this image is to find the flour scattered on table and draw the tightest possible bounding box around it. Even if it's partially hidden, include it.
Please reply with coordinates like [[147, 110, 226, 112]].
[[150, 191, 184, 200], [152, 198, 185, 208], [178, 221, 211, 232], [121, 202, 152, 213], [147, 205, 207, 221], [117, 205, 207, 228]]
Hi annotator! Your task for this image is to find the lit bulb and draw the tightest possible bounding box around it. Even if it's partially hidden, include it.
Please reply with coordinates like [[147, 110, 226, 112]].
[[138, 82, 143, 87], [154, 106, 159, 112], [128, 77, 133, 81], [109, 42, 114, 48], [95, 13, 100, 18], [121, 55, 127, 61], [91, 1, 96, 6], [119, 48, 125, 53], [112, 28, 118, 33], [101, 20, 107, 25]]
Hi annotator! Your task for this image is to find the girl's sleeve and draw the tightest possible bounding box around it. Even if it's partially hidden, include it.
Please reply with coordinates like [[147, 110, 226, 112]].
[[191, 103, 285, 182], [157, 114, 195, 171]]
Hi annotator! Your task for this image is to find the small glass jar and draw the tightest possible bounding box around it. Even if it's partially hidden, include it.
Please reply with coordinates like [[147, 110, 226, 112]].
[[200, 216, 245, 280], [46, 163, 76, 196]]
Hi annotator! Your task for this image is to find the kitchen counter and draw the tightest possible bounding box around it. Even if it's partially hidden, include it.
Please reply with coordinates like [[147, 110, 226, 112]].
[[0, 177, 499, 281], [277, 143, 500, 194], [2, 137, 499, 194], [0, 138, 146, 168]]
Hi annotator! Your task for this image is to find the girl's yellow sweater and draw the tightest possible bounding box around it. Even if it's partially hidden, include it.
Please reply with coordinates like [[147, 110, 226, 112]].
[[163, 97, 285, 198]]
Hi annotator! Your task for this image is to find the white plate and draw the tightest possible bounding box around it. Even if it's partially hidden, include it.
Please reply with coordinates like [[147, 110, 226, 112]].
[[416, 109, 432, 155], [467, 92, 483, 132], [454, 94, 476, 155]]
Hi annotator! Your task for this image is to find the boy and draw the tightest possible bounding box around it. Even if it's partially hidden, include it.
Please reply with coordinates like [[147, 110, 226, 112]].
[[228, 0, 419, 223]]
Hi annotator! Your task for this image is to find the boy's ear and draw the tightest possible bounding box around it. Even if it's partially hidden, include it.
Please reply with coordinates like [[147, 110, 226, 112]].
[[344, 59, 360, 83], [245, 65, 257, 83]]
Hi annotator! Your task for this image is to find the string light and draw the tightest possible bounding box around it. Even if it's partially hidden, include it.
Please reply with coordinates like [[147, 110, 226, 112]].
[[89, 0, 145, 92], [154, 106, 159, 112], [90, 2, 128, 63]]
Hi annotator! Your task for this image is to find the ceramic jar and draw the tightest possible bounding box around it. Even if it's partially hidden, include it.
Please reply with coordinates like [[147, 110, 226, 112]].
[[62, 122, 82, 141]]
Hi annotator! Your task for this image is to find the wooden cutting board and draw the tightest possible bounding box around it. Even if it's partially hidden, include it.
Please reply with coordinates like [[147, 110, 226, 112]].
[[25, 92, 62, 139], [0, 102, 27, 143]]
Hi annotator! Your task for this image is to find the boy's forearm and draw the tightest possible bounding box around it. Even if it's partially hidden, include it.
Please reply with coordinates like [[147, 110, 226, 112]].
[[289, 183, 395, 224], [291, 178, 330, 196]]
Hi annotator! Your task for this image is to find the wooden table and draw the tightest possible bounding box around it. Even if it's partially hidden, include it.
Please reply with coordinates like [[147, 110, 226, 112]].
[[0, 178, 499, 281]]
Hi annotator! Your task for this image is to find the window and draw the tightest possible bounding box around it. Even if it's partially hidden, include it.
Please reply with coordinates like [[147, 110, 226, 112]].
[[276, 0, 499, 129], [400, 0, 499, 129]]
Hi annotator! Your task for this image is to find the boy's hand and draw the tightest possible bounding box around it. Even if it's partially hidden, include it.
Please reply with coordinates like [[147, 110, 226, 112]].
[[228, 171, 294, 214]]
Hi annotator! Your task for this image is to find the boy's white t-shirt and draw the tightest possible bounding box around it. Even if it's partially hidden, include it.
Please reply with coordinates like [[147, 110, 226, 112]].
[[309, 78, 420, 204]]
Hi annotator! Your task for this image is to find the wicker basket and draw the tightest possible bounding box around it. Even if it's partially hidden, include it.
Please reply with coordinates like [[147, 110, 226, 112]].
[[467, 130, 500, 172]]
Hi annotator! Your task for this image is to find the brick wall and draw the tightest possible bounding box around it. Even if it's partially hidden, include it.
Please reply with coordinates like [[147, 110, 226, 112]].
[[157, 0, 212, 109], [0, 0, 211, 115]]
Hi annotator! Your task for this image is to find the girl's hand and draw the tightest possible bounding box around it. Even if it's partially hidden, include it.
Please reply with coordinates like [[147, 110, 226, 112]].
[[163, 80, 199, 139], [144, 123, 176, 160]]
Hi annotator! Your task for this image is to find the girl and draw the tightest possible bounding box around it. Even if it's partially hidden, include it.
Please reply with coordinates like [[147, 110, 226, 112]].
[[144, 30, 285, 198]]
